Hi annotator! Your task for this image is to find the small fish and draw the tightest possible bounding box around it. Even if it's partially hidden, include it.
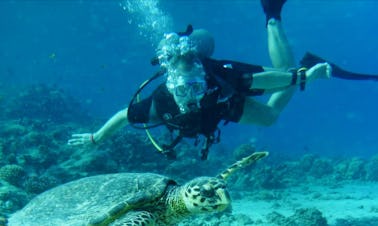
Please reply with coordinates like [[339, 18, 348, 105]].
[[49, 53, 56, 59]]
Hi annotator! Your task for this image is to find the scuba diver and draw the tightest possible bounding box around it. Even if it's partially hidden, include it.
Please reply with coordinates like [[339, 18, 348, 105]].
[[68, 0, 377, 160]]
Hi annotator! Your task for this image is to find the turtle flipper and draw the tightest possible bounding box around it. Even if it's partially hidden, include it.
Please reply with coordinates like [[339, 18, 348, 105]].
[[88, 192, 154, 226], [88, 201, 135, 226], [110, 211, 155, 226], [216, 151, 269, 180]]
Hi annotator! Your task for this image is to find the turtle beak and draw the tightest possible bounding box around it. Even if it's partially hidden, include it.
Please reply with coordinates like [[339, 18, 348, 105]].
[[216, 189, 231, 211]]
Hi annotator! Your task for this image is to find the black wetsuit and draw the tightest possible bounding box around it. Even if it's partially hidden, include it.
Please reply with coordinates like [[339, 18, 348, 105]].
[[128, 58, 265, 141]]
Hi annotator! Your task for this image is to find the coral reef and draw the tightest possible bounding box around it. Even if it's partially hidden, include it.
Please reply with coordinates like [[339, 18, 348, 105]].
[[5, 84, 89, 123], [335, 217, 378, 226], [334, 158, 366, 180], [179, 213, 254, 226], [267, 208, 328, 226], [256, 164, 288, 189], [0, 165, 25, 187], [299, 154, 317, 172], [22, 175, 59, 194], [99, 130, 168, 172], [233, 143, 256, 161], [365, 155, 378, 181], [0, 180, 29, 217], [308, 158, 334, 178]]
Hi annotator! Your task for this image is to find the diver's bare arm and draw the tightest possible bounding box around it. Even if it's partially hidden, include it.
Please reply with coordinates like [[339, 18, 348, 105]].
[[92, 108, 129, 142], [67, 108, 129, 146]]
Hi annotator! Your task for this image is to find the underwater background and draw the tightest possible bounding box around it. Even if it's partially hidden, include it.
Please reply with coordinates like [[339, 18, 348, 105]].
[[2, 0, 378, 158], [1, 0, 378, 225]]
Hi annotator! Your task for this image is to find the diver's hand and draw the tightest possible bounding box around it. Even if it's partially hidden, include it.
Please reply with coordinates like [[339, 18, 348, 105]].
[[306, 62, 332, 82], [67, 133, 95, 146]]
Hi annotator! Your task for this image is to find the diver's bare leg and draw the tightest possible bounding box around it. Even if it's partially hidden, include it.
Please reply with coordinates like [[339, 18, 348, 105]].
[[266, 18, 296, 114], [267, 19, 295, 69], [240, 0, 295, 125]]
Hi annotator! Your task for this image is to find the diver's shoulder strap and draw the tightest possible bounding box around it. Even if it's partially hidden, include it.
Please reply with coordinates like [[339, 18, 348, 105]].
[[300, 52, 378, 81], [153, 84, 181, 121]]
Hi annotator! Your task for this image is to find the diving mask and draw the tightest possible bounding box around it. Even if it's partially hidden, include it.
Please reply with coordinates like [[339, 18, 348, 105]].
[[167, 76, 207, 114], [174, 79, 207, 97]]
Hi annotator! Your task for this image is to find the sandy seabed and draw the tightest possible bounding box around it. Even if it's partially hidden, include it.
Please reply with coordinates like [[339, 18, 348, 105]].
[[233, 181, 378, 225]]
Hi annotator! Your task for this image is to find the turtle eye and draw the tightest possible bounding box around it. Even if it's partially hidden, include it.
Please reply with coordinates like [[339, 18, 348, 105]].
[[200, 186, 215, 197]]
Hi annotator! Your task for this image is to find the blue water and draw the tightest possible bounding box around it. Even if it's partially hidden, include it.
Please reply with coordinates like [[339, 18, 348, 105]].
[[1, 0, 377, 158]]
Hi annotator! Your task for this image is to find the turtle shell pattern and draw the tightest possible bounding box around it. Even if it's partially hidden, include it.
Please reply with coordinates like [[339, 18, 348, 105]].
[[8, 173, 176, 226]]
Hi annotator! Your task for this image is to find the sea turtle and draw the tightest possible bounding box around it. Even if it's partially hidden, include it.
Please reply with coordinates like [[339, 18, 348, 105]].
[[8, 151, 268, 226]]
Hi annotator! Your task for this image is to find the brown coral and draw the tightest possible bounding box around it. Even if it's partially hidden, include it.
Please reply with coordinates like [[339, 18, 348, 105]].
[[0, 165, 25, 187]]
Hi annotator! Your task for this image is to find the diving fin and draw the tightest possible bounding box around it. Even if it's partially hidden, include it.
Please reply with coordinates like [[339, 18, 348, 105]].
[[300, 52, 378, 81], [177, 24, 193, 37], [261, 0, 287, 24]]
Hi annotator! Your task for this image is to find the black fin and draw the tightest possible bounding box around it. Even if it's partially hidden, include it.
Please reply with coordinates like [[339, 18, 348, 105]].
[[300, 52, 378, 81], [150, 56, 160, 66], [177, 24, 193, 36], [261, 0, 287, 23], [300, 52, 326, 68]]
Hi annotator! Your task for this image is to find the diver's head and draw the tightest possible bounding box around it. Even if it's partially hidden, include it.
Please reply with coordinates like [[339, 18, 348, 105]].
[[156, 28, 214, 68], [189, 29, 214, 60], [156, 28, 214, 114], [166, 57, 207, 114]]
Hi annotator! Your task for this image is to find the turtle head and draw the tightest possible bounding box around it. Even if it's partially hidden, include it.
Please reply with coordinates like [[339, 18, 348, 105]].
[[181, 176, 230, 214]]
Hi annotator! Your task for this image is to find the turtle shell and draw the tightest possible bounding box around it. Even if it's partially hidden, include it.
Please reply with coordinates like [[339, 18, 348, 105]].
[[8, 173, 176, 226]]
